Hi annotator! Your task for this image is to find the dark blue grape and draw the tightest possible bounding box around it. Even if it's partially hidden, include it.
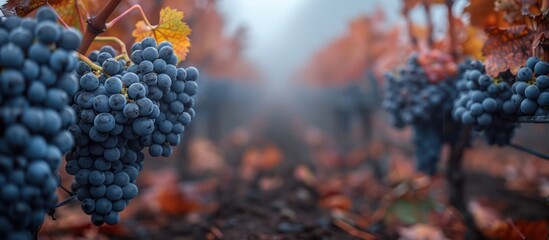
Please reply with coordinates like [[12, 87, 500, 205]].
[[525, 85, 540, 99], [535, 60, 549, 75]]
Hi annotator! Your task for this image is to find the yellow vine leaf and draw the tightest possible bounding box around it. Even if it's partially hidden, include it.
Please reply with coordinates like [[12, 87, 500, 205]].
[[132, 7, 192, 63]]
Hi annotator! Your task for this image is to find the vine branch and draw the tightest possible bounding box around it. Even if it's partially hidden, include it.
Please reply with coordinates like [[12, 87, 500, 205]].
[[403, 7, 419, 50], [446, 0, 458, 59], [77, 0, 122, 54], [106, 4, 152, 30], [422, 0, 434, 48]]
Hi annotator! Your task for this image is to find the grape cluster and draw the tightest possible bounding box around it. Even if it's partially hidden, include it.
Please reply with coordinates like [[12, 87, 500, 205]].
[[452, 60, 517, 146], [67, 38, 199, 226], [511, 57, 549, 116], [383, 55, 456, 128], [383, 54, 458, 175], [68, 46, 156, 226], [0, 7, 81, 239], [128, 38, 198, 157]]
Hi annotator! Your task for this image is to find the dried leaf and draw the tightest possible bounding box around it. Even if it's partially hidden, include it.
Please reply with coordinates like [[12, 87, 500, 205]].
[[482, 26, 535, 76], [460, 26, 487, 60], [320, 195, 353, 210], [399, 224, 448, 240], [469, 200, 549, 239], [463, 0, 508, 28], [132, 6, 192, 63], [1, 0, 47, 16], [495, 0, 526, 23], [49, 0, 82, 31]]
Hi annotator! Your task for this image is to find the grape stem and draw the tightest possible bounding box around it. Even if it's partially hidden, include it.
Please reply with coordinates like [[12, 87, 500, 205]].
[[93, 36, 131, 63], [105, 4, 153, 30], [76, 52, 103, 71], [506, 218, 528, 240], [46, 2, 70, 29], [53, 195, 78, 209], [77, 0, 122, 54]]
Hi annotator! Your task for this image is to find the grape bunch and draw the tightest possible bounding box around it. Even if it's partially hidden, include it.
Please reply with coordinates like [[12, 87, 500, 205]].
[[0, 7, 81, 239], [452, 60, 517, 146], [383, 55, 457, 128], [67, 38, 199, 226], [127, 38, 199, 157], [383, 54, 458, 175], [511, 57, 549, 116], [67, 46, 157, 226]]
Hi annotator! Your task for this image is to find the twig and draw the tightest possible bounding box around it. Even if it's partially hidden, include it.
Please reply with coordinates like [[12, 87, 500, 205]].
[[333, 219, 377, 240], [105, 4, 152, 30], [403, 7, 418, 50], [77, 0, 122, 54], [422, 0, 434, 48], [446, 0, 458, 59], [59, 185, 73, 196], [46, 2, 70, 28], [507, 218, 528, 240], [54, 195, 79, 209], [74, 0, 86, 31]]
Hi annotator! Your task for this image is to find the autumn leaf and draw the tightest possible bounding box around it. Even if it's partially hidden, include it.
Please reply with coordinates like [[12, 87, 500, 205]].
[[494, 0, 526, 24], [399, 224, 448, 240], [49, 0, 83, 31], [482, 26, 535, 76], [463, 0, 508, 28], [1, 0, 47, 16], [132, 7, 192, 63], [460, 26, 486, 60]]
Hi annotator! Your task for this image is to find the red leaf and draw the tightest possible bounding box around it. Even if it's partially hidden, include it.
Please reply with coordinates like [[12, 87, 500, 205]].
[[1, 0, 47, 16], [482, 26, 535, 76]]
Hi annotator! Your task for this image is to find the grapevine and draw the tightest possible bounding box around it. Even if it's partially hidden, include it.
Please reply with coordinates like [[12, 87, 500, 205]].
[[0, 0, 198, 237]]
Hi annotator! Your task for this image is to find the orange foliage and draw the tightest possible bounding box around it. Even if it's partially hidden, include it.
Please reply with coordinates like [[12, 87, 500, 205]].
[[132, 7, 192, 62], [240, 144, 283, 180], [143, 169, 218, 215], [470, 200, 549, 239], [53, 0, 259, 82], [463, 0, 508, 29], [297, 10, 410, 87]]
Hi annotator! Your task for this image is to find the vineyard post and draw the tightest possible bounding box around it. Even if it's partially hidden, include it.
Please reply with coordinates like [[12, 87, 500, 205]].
[[446, 126, 486, 239]]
